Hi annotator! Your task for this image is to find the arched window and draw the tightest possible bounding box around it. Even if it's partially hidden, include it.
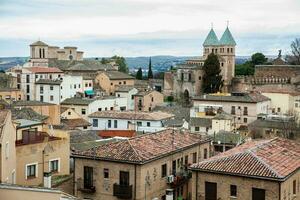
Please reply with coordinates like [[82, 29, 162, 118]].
[[42, 48, 45, 58], [39, 48, 42, 58]]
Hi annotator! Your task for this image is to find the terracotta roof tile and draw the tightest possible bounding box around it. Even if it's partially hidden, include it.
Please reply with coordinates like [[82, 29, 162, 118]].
[[72, 129, 210, 164], [191, 138, 300, 180], [26, 67, 62, 73], [99, 130, 136, 138]]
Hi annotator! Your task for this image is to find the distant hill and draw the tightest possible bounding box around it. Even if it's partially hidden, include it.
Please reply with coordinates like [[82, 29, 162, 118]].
[[0, 56, 250, 73]]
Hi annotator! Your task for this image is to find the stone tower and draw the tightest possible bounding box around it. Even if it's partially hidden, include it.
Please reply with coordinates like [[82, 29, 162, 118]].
[[29, 41, 49, 67], [202, 27, 236, 92]]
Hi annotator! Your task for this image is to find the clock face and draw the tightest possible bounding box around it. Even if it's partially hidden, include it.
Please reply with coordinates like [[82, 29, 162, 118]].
[[69, 55, 73, 60]]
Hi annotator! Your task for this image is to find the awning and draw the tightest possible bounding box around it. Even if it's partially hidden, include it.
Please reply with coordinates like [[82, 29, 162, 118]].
[[85, 90, 94, 95]]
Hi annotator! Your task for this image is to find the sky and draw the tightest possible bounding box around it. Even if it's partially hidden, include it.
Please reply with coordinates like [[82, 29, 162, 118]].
[[0, 0, 299, 57]]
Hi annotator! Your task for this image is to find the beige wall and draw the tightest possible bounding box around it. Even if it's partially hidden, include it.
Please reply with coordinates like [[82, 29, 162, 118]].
[[16, 131, 70, 186], [134, 91, 164, 112], [191, 171, 280, 200], [280, 170, 300, 200], [61, 108, 82, 120], [74, 141, 211, 200], [0, 112, 17, 184], [0, 89, 24, 103], [95, 73, 134, 95], [61, 105, 88, 120], [0, 187, 64, 200]]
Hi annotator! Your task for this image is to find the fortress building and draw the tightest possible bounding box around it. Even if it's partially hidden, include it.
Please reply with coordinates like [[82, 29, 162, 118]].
[[164, 26, 236, 100]]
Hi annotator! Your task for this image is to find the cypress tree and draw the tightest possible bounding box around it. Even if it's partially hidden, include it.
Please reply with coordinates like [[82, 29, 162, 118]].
[[202, 53, 223, 93], [148, 57, 153, 79], [136, 67, 143, 80]]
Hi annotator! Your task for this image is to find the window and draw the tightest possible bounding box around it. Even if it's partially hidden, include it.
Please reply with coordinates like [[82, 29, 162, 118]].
[[244, 107, 248, 115], [293, 180, 296, 195], [104, 168, 109, 179], [74, 84, 76, 89], [40, 86, 44, 94], [50, 86, 53, 90], [172, 160, 176, 175], [50, 96, 54, 101], [149, 107, 152, 111], [40, 95, 44, 102], [204, 148, 208, 159], [147, 122, 150, 127], [68, 111, 71, 115], [49, 75, 52, 79], [85, 83, 88, 87], [5, 142, 9, 159], [26, 95, 30, 101], [110, 107, 113, 110], [205, 182, 217, 200], [26, 85, 30, 93], [108, 120, 111, 128], [119, 82, 122, 85], [98, 108, 102, 111], [230, 185, 237, 197], [137, 121, 142, 126], [252, 188, 265, 200], [117, 94, 120, 97], [50, 159, 59, 173], [131, 95, 134, 100], [244, 118, 248, 123], [26, 75, 30, 83], [110, 83, 113, 86], [151, 97, 154, 102], [277, 107, 281, 113], [81, 109, 86, 115], [114, 120, 118, 128], [84, 166, 93, 189], [26, 164, 37, 179], [192, 152, 197, 163], [231, 106, 236, 115], [123, 81, 126, 84], [89, 83, 92, 87], [161, 164, 167, 178], [119, 171, 129, 186], [199, 76, 201, 80], [195, 126, 200, 132], [185, 155, 188, 165], [78, 84, 81, 88], [92, 119, 98, 127]]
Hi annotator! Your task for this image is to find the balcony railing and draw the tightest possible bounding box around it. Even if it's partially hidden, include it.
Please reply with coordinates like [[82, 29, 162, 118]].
[[113, 184, 133, 199], [16, 131, 61, 146], [168, 170, 192, 188]]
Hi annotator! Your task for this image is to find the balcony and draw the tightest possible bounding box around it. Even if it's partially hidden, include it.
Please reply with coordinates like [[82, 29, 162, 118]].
[[113, 184, 133, 199], [168, 170, 192, 188], [79, 186, 96, 194], [16, 131, 61, 146]]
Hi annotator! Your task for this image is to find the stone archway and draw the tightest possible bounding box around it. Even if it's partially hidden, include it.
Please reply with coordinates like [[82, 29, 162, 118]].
[[183, 89, 190, 106]]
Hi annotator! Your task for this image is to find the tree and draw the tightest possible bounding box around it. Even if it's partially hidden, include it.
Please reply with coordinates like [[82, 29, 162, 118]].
[[101, 58, 109, 64], [202, 53, 223, 93], [148, 57, 153, 79], [112, 55, 128, 73], [287, 38, 300, 65], [136, 68, 143, 80], [251, 53, 268, 65]]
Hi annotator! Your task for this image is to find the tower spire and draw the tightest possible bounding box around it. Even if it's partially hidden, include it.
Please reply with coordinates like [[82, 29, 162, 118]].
[[211, 22, 214, 29], [226, 20, 229, 28]]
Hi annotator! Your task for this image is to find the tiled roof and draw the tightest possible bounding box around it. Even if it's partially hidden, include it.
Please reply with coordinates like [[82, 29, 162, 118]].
[[35, 79, 62, 85], [153, 105, 190, 127], [14, 119, 43, 128], [191, 138, 300, 180], [13, 100, 55, 106], [99, 130, 136, 138], [48, 59, 116, 71], [72, 129, 210, 164], [89, 110, 174, 121], [248, 119, 299, 131], [212, 131, 246, 145], [115, 85, 136, 92], [26, 67, 62, 73], [11, 108, 48, 121], [193, 92, 270, 103], [219, 27, 236, 46], [190, 117, 212, 127], [30, 40, 48, 46], [213, 112, 233, 120], [203, 28, 220, 46], [102, 71, 134, 80], [61, 98, 95, 106], [61, 118, 91, 129]]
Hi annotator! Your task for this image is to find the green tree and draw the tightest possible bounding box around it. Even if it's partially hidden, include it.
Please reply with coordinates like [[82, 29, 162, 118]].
[[101, 58, 109, 64], [136, 68, 143, 80], [251, 53, 268, 65], [287, 38, 300, 65], [202, 53, 223, 93], [148, 57, 153, 79], [112, 55, 128, 73]]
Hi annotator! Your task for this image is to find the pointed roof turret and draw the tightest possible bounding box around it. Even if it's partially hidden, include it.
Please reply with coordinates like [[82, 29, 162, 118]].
[[220, 27, 236, 46], [203, 28, 220, 46]]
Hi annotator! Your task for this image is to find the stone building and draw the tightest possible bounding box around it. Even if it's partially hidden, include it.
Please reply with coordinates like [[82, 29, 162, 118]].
[[29, 41, 84, 67], [133, 90, 164, 112], [190, 137, 300, 200], [72, 129, 211, 200], [164, 27, 236, 100]]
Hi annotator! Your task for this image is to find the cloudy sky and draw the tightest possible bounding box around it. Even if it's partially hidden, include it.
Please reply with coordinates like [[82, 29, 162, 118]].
[[0, 0, 299, 57]]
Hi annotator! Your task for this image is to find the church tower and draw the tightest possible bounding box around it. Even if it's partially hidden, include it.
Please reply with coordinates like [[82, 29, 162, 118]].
[[219, 27, 236, 92], [202, 28, 220, 59], [29, 41, 49, 67]]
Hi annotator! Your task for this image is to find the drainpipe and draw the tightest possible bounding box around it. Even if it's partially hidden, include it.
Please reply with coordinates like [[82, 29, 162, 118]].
[[196, 171, 198, 200], [134, 164, 137, 200]]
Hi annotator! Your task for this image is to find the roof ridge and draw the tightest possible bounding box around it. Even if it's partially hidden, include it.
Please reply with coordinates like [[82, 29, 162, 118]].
[[247, 149, 281, 178], [126, 139, 143, 162]]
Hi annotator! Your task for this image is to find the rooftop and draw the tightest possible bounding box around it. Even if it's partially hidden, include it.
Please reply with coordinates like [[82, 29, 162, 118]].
[[89, 110, 174, 121], [203, 28, 219, 46], [14, 119, 43, 129], [190, 117, 212, 127], [219, 27, 236, 46], [72, 129, 210, 164], [30, 40, 48, 46], [191, 137, 300, 181], [115, 85, 136, 92], [25, 67, 63, 73], [193, 92, 270, 103], [248, 118, 299, 131], [99, 130, 136, 138], [61, 118, 91, 129], [35, 79, 62, 85], [11, 108, 48, 122], [13, 100, 55, 106], [48, 59, 116, 71], [61, 97, 95, 105], [102, 71, 134, 80]]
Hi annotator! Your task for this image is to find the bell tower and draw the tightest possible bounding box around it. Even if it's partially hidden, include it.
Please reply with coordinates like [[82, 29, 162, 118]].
[[29, 40, 49, 67]]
